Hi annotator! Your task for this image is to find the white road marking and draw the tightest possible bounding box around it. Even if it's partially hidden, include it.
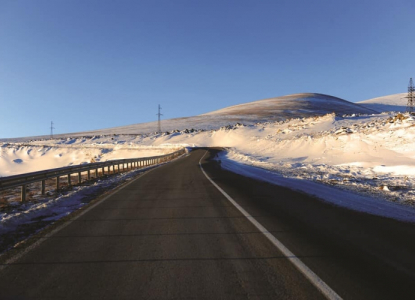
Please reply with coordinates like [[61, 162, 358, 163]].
[[199, 151, 342, 300]]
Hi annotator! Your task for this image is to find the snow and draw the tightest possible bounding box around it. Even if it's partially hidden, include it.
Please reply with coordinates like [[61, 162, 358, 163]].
[[357, 93, 407, 113], [0, 139, 183, 176], [2, 92, 415, 238]]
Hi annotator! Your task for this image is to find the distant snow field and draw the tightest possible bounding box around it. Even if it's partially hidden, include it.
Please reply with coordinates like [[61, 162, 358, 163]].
[[2, 92, 415, 228], [357, 93, 408, 113]]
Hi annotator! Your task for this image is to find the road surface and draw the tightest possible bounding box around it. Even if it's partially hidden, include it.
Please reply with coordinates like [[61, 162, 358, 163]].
[[1, 149, 415, 299]]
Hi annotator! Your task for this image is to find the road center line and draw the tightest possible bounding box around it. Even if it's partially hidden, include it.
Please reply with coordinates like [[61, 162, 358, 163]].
[[199, 151, 342, 300]]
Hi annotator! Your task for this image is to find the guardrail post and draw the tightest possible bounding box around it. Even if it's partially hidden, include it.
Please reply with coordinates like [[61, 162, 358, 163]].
[[21, 185, 26, 202], [56, 176, 60, 192], [78, 172, 82, 184], [95, 168, 99, 178], [41, 180, 46, 195], [88, 169, 91, 180], [68, 174, 72, 187]]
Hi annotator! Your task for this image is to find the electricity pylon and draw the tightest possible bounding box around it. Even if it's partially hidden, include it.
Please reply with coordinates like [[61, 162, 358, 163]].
[[156, 104, 163, 133], [50, 121, 55, 139], [406, 78, 415, 113]]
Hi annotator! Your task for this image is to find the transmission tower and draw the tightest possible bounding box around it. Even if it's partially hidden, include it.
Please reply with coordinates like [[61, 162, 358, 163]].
[[50, 121, 55, 139], [156, 104, 163, 133], [406, 78, 415, 113]]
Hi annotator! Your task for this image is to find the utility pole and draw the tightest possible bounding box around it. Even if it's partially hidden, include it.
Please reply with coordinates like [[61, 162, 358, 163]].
[[156, 104, 163, 133], [50, 121, 55, 139], [406, 78, 415, 113]]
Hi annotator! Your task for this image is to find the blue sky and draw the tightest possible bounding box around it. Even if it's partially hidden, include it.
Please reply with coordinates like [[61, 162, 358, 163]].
[[1, 0, 414, 138]]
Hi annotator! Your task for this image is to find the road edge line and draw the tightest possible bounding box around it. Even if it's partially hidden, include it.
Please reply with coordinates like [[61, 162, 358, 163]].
[[199, 151, 342, 300]]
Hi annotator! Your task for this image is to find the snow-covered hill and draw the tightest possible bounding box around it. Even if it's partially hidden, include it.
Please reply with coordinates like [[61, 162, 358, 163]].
[[357, 93, 407, 112], [0, 93, 377, 142], [204, 93, 377, 117], [71, 93, 378, 135]]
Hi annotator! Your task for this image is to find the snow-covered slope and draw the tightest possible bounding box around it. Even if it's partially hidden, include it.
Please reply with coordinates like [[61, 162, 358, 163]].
[[357, 93, 407, 112], [0, 93, 377, 142], [74, 93, 378, 135], [205, 93, 377, 117]]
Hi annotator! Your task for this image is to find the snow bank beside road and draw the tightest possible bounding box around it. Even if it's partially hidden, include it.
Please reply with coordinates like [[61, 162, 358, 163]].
[[219, 153, 415, 223]]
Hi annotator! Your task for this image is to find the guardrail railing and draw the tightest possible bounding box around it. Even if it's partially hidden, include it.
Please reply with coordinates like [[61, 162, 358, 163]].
[[0, 148, 186, 202]]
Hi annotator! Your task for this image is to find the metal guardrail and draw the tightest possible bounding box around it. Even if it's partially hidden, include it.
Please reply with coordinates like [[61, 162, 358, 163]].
[[0, 148, 186, 202]]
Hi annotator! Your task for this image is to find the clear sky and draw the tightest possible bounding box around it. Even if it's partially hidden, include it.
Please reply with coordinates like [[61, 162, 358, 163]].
[[1, 0, 414, 138]]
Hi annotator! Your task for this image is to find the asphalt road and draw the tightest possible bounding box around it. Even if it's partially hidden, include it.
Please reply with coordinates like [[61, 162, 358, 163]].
[[1, 149, 415, 299]]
